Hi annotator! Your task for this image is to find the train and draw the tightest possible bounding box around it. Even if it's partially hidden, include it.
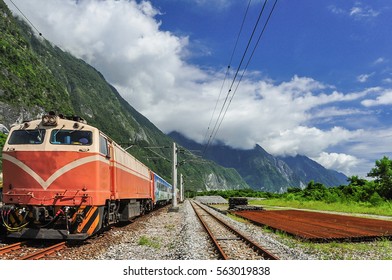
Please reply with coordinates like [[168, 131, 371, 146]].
[[0, 112, 173, 240]]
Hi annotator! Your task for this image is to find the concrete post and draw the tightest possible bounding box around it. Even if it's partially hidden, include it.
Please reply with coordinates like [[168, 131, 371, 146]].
[[170, 142, 178, 211], [180, 173, 184, 203]]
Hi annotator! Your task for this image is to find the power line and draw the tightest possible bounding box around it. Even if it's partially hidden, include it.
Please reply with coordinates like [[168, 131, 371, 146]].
[[8, 0, 43, 37], [203, 0, 277, 155], [202, 0, 253, 146], [213, 0, 279, 142]]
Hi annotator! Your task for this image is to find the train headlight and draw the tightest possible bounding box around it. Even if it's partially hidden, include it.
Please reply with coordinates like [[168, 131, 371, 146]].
[[42, 114, 58, 126]]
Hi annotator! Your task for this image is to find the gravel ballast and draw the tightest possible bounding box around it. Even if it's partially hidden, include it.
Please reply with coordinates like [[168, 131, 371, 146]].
[[7, 199, 389, 260]]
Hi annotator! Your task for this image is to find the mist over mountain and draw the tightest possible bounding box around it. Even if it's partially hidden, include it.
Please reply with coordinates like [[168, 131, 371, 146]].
[[168, 131, 348, 192]]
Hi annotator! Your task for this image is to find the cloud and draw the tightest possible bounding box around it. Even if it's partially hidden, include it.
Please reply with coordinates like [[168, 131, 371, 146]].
[[261, 126, 362, 158], [349, 4, 380, 19], [373, 57, 386, 65], [383, 78, 392, 84], [329, 3, 380, 20], [328, 5, 345, 15], [313, 152, 361, 175], [357, 73, 374, 83], [361, 90, 392, 106]]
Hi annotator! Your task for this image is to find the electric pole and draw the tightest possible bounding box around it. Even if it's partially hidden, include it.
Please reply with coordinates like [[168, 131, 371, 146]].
[[170, 142, 178, 211], [180, 173, 184, 203]]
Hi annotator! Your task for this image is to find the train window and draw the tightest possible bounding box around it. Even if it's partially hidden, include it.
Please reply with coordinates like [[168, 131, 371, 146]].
[[50, 130, 92, 145], [99, 135, 109, 157], [8, 129, 46, 144]]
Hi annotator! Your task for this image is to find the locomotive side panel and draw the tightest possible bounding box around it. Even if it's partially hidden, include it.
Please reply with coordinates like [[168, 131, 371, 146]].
[[112, 143, 152, 200]]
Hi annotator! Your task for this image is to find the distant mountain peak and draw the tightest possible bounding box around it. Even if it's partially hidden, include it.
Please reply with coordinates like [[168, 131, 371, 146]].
[[169, 131, 347, 192]]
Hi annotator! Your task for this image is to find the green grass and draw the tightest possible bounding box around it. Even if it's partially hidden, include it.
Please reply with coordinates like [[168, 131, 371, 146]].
[[296, 238, 392, 260], [138, 235, 161, 249], [250, 198, 392, 216], [226, 213, 250, 224]]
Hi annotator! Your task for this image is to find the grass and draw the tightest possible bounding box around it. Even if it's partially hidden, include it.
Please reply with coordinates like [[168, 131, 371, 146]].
[[226, 213, 250, 224], [250, 198, 392, 217], [138, 235, 161, 249], [295, 238, 392, 260]]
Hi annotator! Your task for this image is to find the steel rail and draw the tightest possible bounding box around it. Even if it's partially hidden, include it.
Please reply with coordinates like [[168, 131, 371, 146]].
[[191, 202, 229, 259], [19, 241, 67, 260], [0, 241, 26, 255], [191, 201, 279, 260]]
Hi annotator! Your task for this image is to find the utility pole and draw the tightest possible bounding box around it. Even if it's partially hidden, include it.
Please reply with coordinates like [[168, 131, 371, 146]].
[[170, 142, 179, 211], [180, 173, 184, 203]]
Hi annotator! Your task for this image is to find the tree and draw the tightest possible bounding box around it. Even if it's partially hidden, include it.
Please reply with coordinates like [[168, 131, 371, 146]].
[[347, 175, 367, 186], [367, 156, 392, 199]]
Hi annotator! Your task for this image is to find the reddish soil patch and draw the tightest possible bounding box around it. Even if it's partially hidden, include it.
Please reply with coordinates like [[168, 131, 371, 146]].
[[232, 210, 392, 242]]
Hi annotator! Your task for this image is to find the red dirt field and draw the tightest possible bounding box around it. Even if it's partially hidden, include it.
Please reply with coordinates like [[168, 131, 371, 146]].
[[232, 210, 392, 242]]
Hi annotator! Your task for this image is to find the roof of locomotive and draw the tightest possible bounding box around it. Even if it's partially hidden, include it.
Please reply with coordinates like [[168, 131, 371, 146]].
[[9, 114, 96, 132]]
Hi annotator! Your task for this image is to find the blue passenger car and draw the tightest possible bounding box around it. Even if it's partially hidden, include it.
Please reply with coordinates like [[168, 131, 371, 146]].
[[152, 172, 173, 206]]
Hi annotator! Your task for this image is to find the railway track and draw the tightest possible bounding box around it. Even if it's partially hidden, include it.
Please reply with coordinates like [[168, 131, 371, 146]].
[[190, 201, 279, 260], [0, 241, 67, 260]]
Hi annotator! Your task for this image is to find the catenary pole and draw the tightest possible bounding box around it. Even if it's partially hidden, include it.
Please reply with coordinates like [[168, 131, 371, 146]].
[[180, 173, 184, 203], [171, 142, 178, 210]]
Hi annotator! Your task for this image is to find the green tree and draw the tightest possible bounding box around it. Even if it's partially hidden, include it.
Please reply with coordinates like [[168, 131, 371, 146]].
[[367, 156, 392, 199], [347, 175, 367, 186]]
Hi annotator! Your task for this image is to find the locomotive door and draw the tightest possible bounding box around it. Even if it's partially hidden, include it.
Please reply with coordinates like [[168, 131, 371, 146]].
[[99, 134, 115, 199], [108, 142, 115, 199]]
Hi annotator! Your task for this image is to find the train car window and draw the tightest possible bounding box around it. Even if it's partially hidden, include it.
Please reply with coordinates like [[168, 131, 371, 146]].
[[8, 129, 46, 144], [50, 130, 92, 145], [99, 135, 109, 157]]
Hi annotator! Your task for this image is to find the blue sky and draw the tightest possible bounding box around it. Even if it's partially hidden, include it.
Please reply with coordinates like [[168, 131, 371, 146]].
[[5, 0, 392, 177]]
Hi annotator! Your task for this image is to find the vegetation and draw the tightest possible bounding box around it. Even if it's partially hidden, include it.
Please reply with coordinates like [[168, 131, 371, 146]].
[[138, 235, 161, 249]]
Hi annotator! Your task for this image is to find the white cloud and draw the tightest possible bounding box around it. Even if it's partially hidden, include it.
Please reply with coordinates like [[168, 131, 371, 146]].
[[349, 4, 380, 19], [328, 5, 345, 15], [311, 107, 364, 119], [361, 90, 392, 106], [383, 78, 392, 84], [261, 126, 362, 158], [357, 73, 374, 83], [329, 3, 380, 20], [313, 152, 361, 175], [373, 57, 386, 65]]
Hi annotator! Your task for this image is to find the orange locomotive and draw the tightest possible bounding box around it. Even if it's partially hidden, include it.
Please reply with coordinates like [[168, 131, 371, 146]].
[[0, 112, 172, 240]]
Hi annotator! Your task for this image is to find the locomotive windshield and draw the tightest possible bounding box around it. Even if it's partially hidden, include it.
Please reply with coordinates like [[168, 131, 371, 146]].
[[8, 129, 46, 144], [50, 130, 92, 145]]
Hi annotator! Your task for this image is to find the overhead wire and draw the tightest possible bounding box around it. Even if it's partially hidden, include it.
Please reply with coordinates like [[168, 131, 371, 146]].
[[213, 0, 279, 142], [203, 0, 268, 155], [8, 0, 43, 37], [203, 0, 278, 155], [201, 0, 253, 146]]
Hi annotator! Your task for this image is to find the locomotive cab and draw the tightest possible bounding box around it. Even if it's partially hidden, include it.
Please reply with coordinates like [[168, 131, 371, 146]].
[[0, 113, 109, 239]]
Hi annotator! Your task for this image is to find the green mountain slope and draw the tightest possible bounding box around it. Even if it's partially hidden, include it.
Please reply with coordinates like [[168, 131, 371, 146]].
[[0, 0, 248, 191]]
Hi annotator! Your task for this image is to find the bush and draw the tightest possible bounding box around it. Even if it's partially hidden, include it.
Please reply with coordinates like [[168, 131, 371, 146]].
[[369, 192, 384, 206]]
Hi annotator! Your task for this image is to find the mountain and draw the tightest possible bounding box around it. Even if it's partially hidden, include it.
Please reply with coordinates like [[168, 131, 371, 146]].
[[168, 131, 348, 192], [0, 0, 249, 192], [279, 155, 348, 188]]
